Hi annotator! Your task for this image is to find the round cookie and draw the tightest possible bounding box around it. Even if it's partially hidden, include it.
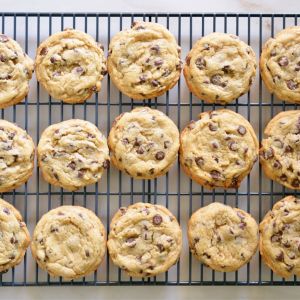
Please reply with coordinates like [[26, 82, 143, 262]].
[[0, 198, 30, 272], [107, 202, 182, 278], [107, 21, 182, 100], [188, 202, 258, 272], [31, 205, 106, 280], [180, 109, 259, 189], [108, 107, 179, 179], [260, 110, 300, 190], [260, 196, 300, 278], [38, 119, 110, 191], [0, 120, 35, 193], [0, 34, 33, 109], [260, 26, 300, 103], [35, 28, 107, 103], [184, 32, 256, 104]]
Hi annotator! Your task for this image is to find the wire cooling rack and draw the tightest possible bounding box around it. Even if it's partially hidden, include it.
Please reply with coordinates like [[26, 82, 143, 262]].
[[0, 12, 300, 286]]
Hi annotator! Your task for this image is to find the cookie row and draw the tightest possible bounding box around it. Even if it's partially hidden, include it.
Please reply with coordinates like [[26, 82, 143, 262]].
[[2, 196, 298, 279], [2, 108, 300, 192], [1, 23, 300, 108]]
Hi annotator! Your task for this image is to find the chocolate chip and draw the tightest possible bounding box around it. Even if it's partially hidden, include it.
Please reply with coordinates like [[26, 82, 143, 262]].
[[288, 252, 296, 259], [237, 125, 247, 136], [195, 157, 204, 167], [101, 69, 107, 76], [276, 251, 284, 262], [203, 252, 211, 259], [222, 65, 230, 74], [203, 43, 210, 50], [287, 80, 298, 90], [150, 45, 160, 52], [211, 74, 226, 87], [50, 226, 58, 233], [286, 264, 294, 272], [67, 161, 76, 170], [155, 151, 165, 160], [195, 57, 206, 70], [194, 237, 200, 243], [10, 237, 17, 244], [208, 123, 218, 131], [126, 237, 136, 247], [0, 55, 6, 62], [292, 179, 300, 187], [157, 244, 164, 252], [139, 74, 147, 83], [283, 240, 291, 248], [122, 138, 129, 145], [164, 141, 170, 149], [228, 141, 238, 151], [50, 56, 56, 64], [154, 58, 163, 66], [285, 145, 293, 153], [210, 170, 221, 179], [280, 174, 288, 182], [90, 85, 98, 92], [9, 254, 15, 260], [136, 147, 144, 154], [270, 49, 276, 57], [273, 160, 282, 169], [120, 207, 127, 215], [85, 250, 90, 257], [53, 71, 61, 77], [3, 208, 10, 215], [78, 169, 86, 178], [211, 141, 219, 149], [278, 56, 289, 66], [153, 214, 163, 225], [262, 148, 274, 160], [0, 35, 8, 43], [271, 234, 281, 243], [162, 69, 171, 77], [40, 47, 48, 56], [151, 80, 159, 87], [74, 66, 84, 74]]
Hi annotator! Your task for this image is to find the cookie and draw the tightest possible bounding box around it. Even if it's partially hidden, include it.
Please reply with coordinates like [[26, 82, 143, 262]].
[[38, 119, 110, 191], [35, 28, 107, 103], [260, 196, 300, 278], [0, 120, 35, 192], [31, 205, 106, 280], [0, 34, 33, 109], [107, 202, 182, 278], [108, 107, 179, 179], [107, 21, 182, 100], [260, 26, 300, 103], [188, 202, 258, 272], [184, 33, 256, 104], [0, 198, 30, 272], [260, 110, 300, 190], [180, 109, 259, 189]]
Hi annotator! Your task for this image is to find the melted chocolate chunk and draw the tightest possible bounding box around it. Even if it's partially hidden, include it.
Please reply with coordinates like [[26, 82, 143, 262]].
[[195, 57, 206, 70], [278, 56, 289, 67], [237, 125, 247, 135], [153, 214, 163, 225], [195, 157, 204, 167], [155, 151, 165, 160]]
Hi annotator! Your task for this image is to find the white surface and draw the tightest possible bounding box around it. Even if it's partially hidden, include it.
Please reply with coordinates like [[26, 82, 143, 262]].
[[2, 0, 300, 298]]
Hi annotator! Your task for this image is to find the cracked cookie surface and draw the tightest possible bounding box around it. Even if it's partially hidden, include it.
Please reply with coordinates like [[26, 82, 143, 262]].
[[184, 32, 256, 104], [107, 202, 182, 278], [35, 29, 107, 103], [38, 119, 110, 191], [260, 26, 300, 103], [260, 196, 300, 278], [108, 107, 179, 179], [31, 205, 106, 280], [260, 110, 300, 190], [0, 120, 35, 192], [180, 109, 258, 189], [0, 34, 33, 109], [107, 21, 182, 100], [0, 198, 30, 272], [188, 202, 258, 272]]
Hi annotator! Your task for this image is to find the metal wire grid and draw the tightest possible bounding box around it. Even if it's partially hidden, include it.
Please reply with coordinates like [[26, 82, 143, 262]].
[[0, 12, 299, 286]]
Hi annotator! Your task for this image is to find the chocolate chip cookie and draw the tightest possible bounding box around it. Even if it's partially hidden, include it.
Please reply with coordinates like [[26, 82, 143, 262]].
[[188, 202, 258, 272], [260, 26, 300, 103], [0, 34, 33, 109], [260, 110, 300, 189], [38, 119, 110, 191], [184, 33, 256, 104], [107, 202, 182, 277], [107, 21, 182, 100], [35, 28, 107, 103], [260, 196, 300, 278], [108, 107, 179, 179], [0, 198, 30, 272], [0, 120, 35, 193], [31, 205, 106, 280], [180, 109, 259, 189]]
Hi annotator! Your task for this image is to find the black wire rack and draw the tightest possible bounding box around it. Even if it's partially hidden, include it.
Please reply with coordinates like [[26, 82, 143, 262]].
[[0, 12, 300, 286]]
